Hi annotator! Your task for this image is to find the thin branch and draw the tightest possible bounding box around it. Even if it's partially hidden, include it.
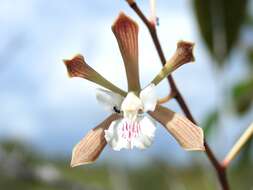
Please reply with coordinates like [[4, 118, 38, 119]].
[[204, 141, 229, 190], [222, 123, 253, 167], [126, 1, 229, 190]]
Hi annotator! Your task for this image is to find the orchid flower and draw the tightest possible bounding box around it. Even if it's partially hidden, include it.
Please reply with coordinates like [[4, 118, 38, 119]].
[[63, 13, 204, 167]]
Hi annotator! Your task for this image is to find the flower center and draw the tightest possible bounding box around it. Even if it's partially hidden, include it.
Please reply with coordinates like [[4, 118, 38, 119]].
[[121, 92, 143, 122]]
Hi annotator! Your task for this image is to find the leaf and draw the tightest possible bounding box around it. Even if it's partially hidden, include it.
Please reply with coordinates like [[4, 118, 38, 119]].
[[192, 0, 248, 65], [232, 78, 253, 115]]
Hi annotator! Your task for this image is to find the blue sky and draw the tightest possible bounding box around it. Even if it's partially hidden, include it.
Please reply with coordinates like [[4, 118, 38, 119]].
[[0, 0, 252, 165]]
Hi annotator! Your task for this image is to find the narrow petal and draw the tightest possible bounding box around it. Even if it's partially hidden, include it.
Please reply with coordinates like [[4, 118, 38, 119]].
[[71, 114, 121, 167], [112, 12, 140, 91], [151, 41, 195, 85], [139, 83, 157, 112], [96, 88, 124, 113], [149, 105, 205, 151], [63, 54, 127, 96], [63, 54, 92, 78]]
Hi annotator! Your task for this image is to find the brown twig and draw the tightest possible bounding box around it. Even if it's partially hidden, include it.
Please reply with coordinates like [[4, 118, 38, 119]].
[[126, 1, 229, 190]]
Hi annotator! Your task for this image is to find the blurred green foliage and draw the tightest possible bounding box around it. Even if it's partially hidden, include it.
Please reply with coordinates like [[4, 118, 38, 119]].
[[0, 140, 252, 190], [193, 0, 248, 65], [192, 0, 253, 177], [247, 47, 253, 68], [232, 78, 253, 114], [202, 109, 219, 137]]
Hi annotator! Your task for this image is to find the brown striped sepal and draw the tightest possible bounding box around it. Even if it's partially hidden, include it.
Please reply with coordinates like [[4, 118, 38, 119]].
[[63, 54, 99, 80], [112, 12, 141, 92], [149, 105, 205, 151], [169, 41, 195, 70], [126, 0, 135, 5], [71, 114, 121, 167], [63, 54, 126, 96]]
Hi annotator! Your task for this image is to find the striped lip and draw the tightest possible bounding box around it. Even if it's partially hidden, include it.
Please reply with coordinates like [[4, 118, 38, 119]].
[[104, 116, 156, 151], [120, 120, 141, 142]]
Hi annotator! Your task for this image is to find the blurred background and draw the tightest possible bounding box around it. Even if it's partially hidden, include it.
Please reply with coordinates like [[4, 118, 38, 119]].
[[0, 0, 253, 189]]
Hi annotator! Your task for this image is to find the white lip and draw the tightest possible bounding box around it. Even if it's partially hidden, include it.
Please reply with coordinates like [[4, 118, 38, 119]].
[[104, 116, 156, 151]]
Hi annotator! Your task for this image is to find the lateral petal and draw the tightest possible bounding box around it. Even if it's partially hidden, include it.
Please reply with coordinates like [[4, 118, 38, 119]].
[[63, 54, 126, 96], [140, 83, 158, 112], [96, 88, 124, 113]]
